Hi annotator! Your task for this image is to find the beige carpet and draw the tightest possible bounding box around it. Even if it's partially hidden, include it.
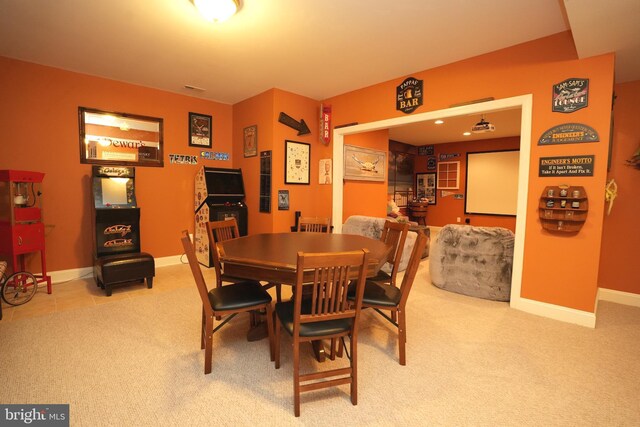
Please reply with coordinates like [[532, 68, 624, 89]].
[[0, 261, 639, 426]]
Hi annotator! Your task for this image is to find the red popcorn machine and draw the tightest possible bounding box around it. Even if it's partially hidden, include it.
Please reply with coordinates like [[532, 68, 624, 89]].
[[0, 170, 52, 294]]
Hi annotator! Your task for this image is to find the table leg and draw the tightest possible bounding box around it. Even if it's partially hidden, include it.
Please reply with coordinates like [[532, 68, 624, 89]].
[[311, 340, 326, 362]]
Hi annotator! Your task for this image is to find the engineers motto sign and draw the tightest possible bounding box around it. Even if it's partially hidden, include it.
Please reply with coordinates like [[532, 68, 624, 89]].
[[539, 155, 594, 177]]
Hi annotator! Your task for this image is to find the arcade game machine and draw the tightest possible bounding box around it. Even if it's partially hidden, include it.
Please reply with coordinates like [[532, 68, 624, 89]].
[[91, 166, 154, 296], [194, 167, 248, 267], [0, 170, 52, 296]]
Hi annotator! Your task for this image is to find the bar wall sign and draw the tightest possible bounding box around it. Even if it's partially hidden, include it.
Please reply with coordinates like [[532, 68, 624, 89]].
[[539, 155, 594, 177]]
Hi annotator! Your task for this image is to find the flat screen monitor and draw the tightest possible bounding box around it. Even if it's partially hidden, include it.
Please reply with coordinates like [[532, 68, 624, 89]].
[[93, 177, 136, 208], [204, 168, 245, 198]]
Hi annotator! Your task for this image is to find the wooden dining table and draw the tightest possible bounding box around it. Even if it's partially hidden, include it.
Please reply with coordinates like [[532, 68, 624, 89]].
[[217, 232, 392, 361], [218, 232, 392, 284]]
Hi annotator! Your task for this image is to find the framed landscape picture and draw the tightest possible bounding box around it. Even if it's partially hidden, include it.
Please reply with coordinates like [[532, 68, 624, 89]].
[[343, 144, 386, 181]]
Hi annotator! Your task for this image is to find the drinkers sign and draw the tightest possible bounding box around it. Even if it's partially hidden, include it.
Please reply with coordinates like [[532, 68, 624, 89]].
[[396, 77, 423, 114]]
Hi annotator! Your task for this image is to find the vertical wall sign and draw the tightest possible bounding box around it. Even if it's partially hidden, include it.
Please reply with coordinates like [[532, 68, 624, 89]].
[[396, 77, 423, 114], [319, 104, 332, 145], [259, 150, 272, 213], [552, 78, 589, 113]]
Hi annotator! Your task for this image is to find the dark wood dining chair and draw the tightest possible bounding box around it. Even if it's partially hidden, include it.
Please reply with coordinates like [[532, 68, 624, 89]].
[[208, 217, 283, 303], [297, 216, 331, 233], [368, 220, 410, 288], [181, 230, 274, 374], [274, 248, 369, 417], [348, 231, 428, 365], [206, 218, 242, 289]]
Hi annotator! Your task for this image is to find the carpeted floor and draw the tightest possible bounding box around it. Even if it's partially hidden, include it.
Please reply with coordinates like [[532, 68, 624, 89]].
[[0, 261, 638, 426]]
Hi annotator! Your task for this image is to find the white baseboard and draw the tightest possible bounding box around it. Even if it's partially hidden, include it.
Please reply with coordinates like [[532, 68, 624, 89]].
[[510, 296, 596, 328], [598, 288, 640, 308], [48, 254, 184, 285]]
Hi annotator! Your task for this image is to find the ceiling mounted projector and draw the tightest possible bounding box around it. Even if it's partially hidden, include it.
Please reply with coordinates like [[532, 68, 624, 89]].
[[471, 116, 495, 133]]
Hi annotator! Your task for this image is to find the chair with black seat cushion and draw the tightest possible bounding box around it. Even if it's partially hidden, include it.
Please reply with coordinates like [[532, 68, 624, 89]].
[[206, 218, 244, 289], [208, 218, 282, 303], [348, 231, 428, 366], [367, 220, 409, 288], [181, 230, 274, 375], [274, 248, 369, 417], [297, 216, 331, 233]]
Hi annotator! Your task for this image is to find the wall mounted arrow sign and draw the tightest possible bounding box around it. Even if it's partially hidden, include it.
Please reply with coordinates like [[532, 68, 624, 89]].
[[278, 112, 311, 135]]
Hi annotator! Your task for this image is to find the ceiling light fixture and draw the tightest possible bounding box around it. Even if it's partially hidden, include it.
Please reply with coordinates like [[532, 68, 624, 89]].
[[463, 132, 471, 136], [192, 0, 239, 23], [434, 120, 444, 125]]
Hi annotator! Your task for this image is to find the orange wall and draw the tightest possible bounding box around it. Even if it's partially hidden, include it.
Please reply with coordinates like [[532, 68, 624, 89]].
[[233, 89, 331, 233], [598, 80, 640, 294], [232, 89, 276, 234], [343, 130, 390, 219], [0, 57, 233, 271], [323, 32, 615, 312], [415, 137, 520, 231]]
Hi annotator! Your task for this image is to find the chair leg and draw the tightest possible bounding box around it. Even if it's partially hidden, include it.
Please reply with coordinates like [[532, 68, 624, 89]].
[[337, 338, 344, 358], [350, 334, 358, 406], [275, 284, 282, 303], [398, 308, 407, 366], [274, 315, 282, 369], [265, 303, 275, 362], [204, 315, 214, 374], [329, 338, 337, 360], [201, 307, 206, 349], [294, 338, 301, 417]]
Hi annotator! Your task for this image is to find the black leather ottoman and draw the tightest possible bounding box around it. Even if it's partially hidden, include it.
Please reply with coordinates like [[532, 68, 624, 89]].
[[94, 252, 155, 296]]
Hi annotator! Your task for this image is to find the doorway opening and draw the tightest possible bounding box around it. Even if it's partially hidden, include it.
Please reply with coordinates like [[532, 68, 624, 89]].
[[331, 95, 533, 306]]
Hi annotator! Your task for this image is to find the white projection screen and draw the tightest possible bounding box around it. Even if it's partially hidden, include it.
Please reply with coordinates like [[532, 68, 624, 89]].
[[465, 150, 519, 216]]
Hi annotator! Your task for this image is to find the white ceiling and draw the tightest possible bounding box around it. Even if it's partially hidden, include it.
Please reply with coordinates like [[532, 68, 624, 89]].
[[0, 0, 638, 145]]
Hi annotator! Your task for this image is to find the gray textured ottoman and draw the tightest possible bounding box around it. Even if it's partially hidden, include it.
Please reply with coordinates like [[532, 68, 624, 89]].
[[429, 224, 514, 301]]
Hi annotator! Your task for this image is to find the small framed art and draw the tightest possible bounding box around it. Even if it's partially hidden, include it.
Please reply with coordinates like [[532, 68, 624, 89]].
[[278, 190, 290, 210], [189, 112, 212, 148], [243, 125, 257, 157]]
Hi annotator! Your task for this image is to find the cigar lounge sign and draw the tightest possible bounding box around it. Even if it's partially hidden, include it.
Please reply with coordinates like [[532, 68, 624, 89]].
[[552, 78, 589, 113]]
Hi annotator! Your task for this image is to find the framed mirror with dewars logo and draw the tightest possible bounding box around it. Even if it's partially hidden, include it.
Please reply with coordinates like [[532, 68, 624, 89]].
[[78, 107, 164, 167]]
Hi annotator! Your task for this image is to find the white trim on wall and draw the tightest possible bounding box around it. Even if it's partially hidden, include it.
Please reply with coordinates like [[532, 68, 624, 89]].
[[598, 288, 640, 308], [331, 94, 598, 328]]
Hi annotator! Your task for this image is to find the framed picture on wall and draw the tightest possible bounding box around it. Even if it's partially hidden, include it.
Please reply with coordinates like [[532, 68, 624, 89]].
[[285, 140, 310, 184], [278, 190, 290, 210], [243, 125, 257, 157], [188, 112, 212, 148], [343, 144, 386, 182], [416, 172, 437, 205]]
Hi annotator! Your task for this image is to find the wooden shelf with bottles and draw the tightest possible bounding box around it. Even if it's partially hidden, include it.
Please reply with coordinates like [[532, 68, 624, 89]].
[[538, 185, 588, 233]]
